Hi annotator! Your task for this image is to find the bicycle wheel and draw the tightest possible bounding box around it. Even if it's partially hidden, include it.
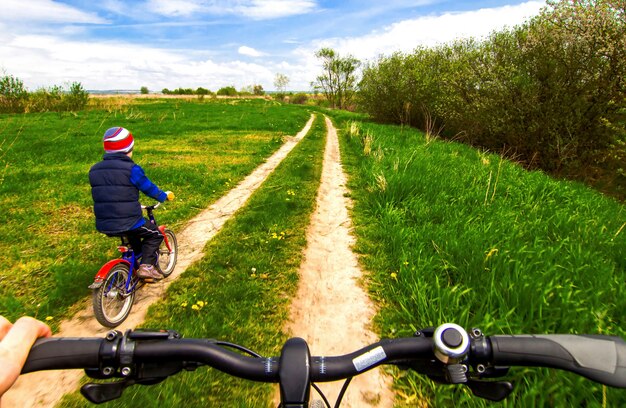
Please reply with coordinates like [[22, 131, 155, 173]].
[[93, 263, 135, 328], [157, 229, 177, 277]]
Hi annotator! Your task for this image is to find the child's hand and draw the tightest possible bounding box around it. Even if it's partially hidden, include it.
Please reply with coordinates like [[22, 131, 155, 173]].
[[166, 191, 175, 201]]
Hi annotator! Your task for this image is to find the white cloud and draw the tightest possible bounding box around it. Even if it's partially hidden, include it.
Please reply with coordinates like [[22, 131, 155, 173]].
[[283, 1, 545, 90], [0, 1, 546, 92], [236, 0, 317, 20], [101, 0, 128, 15], [238, 45, 266, 57], [145, 0, 317, 19], [0, 0, 107, 24], [0, 33, 275, 91], [145, 0, 204, 17], [299, 1, 546, 62]]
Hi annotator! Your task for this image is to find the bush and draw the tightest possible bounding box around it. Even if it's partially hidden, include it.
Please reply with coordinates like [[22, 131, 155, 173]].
[[273, 92, 286, 102], [290, 93, 308, 105], [26, 86, 63, 112], [1, 77, 89, 113], [217, 86, 238, 96], [63, 82, 89, 111], [0, 74, 28, 113], [358, 0, 626, 176]]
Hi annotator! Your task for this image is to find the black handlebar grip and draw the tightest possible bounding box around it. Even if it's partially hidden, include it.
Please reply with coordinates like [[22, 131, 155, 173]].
[[489, 334, 626, 388], [21, 337, 103, 374]]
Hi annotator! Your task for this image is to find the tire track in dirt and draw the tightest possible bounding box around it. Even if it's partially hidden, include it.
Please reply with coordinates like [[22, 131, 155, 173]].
[[3, 115, 315, 408], [280, 117, 394, 407]]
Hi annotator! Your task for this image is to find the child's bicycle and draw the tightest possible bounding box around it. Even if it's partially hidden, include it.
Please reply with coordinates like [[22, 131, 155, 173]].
[[88, 203, 178, 328]]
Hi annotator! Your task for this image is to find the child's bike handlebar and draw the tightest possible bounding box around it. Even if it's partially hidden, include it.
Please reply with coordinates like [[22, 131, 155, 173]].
[[21, 322, 626, 406]]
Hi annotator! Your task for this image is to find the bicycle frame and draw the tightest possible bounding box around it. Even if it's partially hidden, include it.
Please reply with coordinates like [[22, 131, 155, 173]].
[[90, 203, 169, 290]]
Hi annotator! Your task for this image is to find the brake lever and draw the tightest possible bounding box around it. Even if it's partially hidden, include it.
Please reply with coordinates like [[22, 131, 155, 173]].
[[467, 379, 514, 401], [81, 379, 134, 404], [81, 329, 188, 404]]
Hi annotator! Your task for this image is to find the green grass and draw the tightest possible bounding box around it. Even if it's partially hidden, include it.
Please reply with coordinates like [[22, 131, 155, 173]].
[[58, 113, 327, 407], [331, 115, 626, 406], [0, 98, 310, 325]]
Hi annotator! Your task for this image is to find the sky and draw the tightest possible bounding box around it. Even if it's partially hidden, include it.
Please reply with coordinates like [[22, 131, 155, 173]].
[[0, 0, 546, 92]]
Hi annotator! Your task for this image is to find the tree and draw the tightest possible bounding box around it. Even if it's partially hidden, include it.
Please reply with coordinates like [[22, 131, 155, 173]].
[[312, 48, 360, 109], [140, 86, 149, 94], [274, 73, 289, 93], [253, 84, 265, 95]]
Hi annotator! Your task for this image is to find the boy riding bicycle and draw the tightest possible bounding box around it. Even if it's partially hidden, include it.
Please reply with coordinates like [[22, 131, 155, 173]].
[[89, 127, 174, 282]]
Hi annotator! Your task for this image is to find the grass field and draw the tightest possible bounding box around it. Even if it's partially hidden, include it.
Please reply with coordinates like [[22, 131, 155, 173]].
[[331, 111, 626, 406], [0, 98, 311, 325]]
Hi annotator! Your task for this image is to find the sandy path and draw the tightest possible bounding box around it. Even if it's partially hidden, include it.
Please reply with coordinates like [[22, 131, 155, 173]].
[[281, 117, 394, 407], [3, 115, 314, 408]]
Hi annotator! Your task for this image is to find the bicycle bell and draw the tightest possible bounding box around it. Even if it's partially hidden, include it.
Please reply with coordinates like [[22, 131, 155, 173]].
[[433, 323, 470, 364]]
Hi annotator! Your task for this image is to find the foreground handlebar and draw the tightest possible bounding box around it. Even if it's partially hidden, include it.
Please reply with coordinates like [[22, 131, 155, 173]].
[[20, 325, 626, 404], [23, 336, 431, 382], [22, 337, 102, 372], [489, 334, 626, 388]]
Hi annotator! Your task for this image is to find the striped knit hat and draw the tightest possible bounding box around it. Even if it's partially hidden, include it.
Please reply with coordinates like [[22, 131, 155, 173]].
[[103, 127, 134, 153]]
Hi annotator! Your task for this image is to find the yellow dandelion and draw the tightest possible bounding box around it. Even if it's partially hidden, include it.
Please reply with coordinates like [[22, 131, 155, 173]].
[[181, 302, 188, 307], [485, 248, 498, 260], [197, 301, 205, 307], [191, 304, 200, 311], [390, 272, 398, 279], [45, 316, 53, 321]]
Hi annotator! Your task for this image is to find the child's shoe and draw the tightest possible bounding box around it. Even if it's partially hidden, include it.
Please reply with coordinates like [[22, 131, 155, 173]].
[[136, 264, 163, 282]]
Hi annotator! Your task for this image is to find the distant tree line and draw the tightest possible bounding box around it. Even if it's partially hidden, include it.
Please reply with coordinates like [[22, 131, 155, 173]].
[[357, 0, 626, 179], [0, 73, 88, 113], [159, 84, 265, 97]]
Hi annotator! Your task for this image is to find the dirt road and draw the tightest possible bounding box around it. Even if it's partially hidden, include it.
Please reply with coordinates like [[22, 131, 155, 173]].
[[280, 117, 394, 407]]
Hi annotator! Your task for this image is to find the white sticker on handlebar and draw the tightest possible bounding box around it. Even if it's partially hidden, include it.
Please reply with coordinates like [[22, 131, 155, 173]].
[[353, 346, 387, 372]]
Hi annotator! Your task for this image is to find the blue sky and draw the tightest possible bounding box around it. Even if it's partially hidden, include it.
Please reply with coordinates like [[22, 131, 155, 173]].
[[0, 0, 545, 91]]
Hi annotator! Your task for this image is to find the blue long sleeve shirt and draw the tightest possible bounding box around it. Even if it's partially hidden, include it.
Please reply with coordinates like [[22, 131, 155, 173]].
[[129, 164, 167, 229]]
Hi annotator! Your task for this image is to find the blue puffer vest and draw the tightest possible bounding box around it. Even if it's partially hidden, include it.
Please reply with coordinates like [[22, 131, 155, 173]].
[[89, 153, 143, 234]]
